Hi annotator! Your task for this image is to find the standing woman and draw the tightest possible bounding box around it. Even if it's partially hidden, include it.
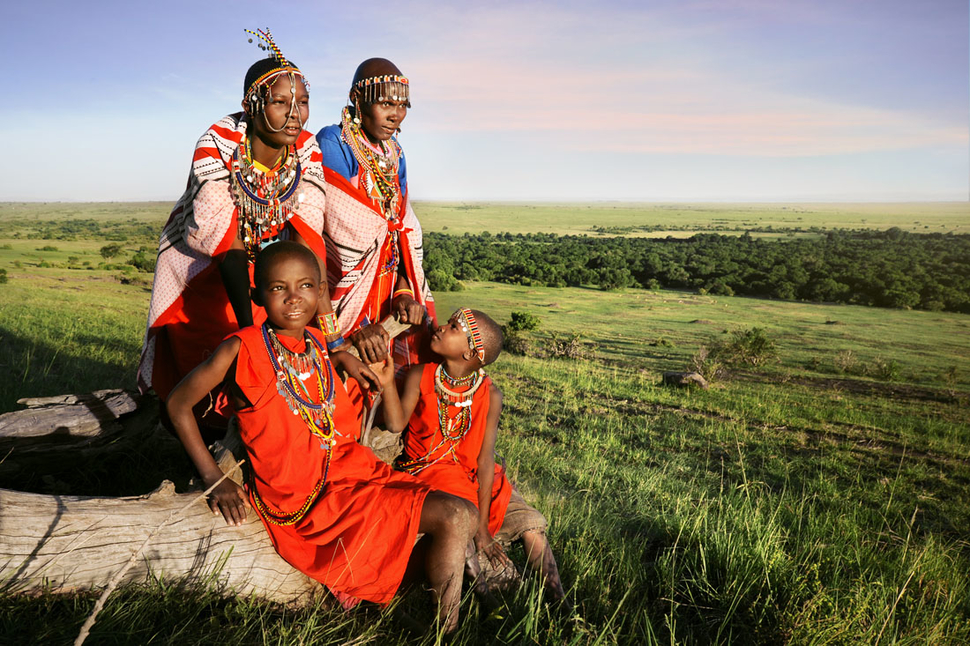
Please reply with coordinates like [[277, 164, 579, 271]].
[[316, 58, 436, 370], [138, 30, 347, 439]]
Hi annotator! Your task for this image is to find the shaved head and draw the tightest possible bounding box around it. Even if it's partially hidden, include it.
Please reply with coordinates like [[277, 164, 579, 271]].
[[352, 58, 403, 88]]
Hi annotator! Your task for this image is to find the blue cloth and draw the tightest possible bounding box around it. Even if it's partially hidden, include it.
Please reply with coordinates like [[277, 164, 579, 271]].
[[316, 124, 408, 194]]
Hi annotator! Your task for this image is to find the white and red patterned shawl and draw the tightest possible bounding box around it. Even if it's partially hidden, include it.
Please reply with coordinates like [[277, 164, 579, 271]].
[[321, 166, 436, 369], [137, 113, 328, 393]]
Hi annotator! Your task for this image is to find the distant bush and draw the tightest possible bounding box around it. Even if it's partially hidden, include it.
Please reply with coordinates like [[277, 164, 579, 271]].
[[100, 244, 123, 259], [37, 245, 59, 252], [130, 251, 156, 273], [546, 332, 586, 359], [719, 327, 777, 367], [870, 357, 901, 381], [0, 268, 7, 284], [505, 311, 540, 333]]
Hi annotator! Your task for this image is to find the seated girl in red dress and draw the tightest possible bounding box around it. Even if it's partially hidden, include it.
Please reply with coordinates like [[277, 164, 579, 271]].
[[378, 308, 567, 603], [166, 241, 476, 633]]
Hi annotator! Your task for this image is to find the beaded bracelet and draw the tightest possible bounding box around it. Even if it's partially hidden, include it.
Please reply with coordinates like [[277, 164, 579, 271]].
[[326, 338, 347, 352], [318, 312, 340, 336], [392, 288, 415, 300]]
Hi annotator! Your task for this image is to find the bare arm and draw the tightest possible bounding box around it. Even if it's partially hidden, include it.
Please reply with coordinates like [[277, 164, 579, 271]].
[[381, 363, 425, 433], [475, 386, 511, 566], [218, 236, 253, 329], [166, 337, 249, 526]]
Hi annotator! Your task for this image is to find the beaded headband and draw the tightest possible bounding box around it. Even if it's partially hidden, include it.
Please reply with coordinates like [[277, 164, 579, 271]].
[[354, 74, 410, 105], [244, 28, 308, 100], [454, 308, 485, 363]]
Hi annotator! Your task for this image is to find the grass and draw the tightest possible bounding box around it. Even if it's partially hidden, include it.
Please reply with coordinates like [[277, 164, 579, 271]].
[[1, 205, 969, 643]]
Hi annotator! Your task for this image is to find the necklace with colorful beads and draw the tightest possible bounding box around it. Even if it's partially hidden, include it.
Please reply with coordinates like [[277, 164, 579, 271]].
[[261, 324, 338, 450], [340, 106, 402, 219], [253, 325, 337, 526], [231, 135, 305, 263], [399, 365, 485, 475]]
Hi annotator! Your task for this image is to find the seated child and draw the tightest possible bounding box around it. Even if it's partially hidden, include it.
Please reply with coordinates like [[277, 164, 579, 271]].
[[166, 241, 477, 633], [379, 307, 567, 603]]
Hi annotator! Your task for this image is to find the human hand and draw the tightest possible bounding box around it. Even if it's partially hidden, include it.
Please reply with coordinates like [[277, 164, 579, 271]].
[[206, 479, 249, 527], [348, 324, 390, 363], [373, 355, 397, 389], [474, 529, 512, 569], [393, 295, 426, 326], [332, 350, 382, 392]]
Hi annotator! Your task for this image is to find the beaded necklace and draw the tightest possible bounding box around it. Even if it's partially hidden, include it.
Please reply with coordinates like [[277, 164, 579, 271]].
[[231, 135, 305, 263], [261, 324, 338, 449], [398, 365, 485, 475], [339, 106, 402, 220], [252, 325, 338, 526]]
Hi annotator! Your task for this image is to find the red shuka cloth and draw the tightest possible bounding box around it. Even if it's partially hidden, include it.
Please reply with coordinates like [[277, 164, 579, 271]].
[[231, 325, 430, 603], [401, 364, 511, 536]]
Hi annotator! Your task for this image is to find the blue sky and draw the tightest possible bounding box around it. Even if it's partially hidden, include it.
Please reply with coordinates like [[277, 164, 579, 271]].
[[2, 0, 967, 201]]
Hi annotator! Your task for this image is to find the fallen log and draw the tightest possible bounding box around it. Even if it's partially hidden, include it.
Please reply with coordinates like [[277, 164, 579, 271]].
[[0, 480, 321, 605]]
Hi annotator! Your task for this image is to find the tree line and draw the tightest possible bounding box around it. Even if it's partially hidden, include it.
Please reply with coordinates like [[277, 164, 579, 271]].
[[423, 228, 970, 313]]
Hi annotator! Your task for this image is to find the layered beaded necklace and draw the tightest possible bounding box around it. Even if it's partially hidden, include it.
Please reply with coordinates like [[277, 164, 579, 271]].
[[399, 365, 485, 475], [231, 135, 304, 263], [340, 106, 403, 220], [261, 324, 338, 449], [253, 324, 338, 525]]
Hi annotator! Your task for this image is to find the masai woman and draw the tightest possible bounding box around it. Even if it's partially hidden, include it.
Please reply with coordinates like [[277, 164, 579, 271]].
[[138, 30, 353, 439], [315, 58, 436, 370]]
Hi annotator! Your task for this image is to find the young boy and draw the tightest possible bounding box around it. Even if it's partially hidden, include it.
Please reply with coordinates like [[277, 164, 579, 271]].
[[166, 241, 477, 633], [379, 308, 567, 603]]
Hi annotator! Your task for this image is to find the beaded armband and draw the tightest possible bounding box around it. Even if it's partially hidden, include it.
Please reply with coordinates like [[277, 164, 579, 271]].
[[318, 312, 341, 337], [392, 288, 415, 300]]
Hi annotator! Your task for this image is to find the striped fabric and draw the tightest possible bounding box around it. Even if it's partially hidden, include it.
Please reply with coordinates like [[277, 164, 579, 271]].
[[137, 113, 328, 393], [322, 166, 436, 371]]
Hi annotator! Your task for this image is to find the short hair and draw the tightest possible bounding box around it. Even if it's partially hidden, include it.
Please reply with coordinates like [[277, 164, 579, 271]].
[[465, 309, 503, 366], [252, 241, 320, 292]]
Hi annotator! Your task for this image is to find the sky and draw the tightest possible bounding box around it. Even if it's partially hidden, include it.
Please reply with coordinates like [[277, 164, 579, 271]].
[[2, 0, 967, 202]]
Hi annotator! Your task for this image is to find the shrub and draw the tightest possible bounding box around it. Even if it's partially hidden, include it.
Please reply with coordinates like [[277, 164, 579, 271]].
[[870, 357, 901, 381], [100, 243, 123, 259], [834, 350, 856, 374], [130, 251, 157, 273], [691, 345, 725, 382], [505, 311, 541, 333], [721, 327, 777, 367], [0, 268, 7, 284], [547, 332, 585, 359], [37, 245, 59, 252]]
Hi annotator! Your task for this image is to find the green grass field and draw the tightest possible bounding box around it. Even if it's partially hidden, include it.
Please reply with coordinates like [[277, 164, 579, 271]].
[[3, 200, 968, 239], [1, 203, 969, 644]]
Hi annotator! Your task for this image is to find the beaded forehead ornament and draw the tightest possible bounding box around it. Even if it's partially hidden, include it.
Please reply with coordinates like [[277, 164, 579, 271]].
[[454, 308, 485, 363], [354, 74, 410, 106]]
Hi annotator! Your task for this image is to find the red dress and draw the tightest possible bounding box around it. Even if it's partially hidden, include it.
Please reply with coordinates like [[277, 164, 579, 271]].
[[400, 364, 512, 536], [231, 325, 430, 603]]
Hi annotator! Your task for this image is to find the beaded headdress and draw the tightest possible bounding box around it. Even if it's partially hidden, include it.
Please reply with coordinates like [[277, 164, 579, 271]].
[[454, 308, 485, 363], [243, 28, 308, 106], [354, 74, 410, 106]]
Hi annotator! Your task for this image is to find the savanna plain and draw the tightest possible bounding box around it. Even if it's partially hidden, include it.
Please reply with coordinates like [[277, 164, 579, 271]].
[[0, 201, 968, 645]]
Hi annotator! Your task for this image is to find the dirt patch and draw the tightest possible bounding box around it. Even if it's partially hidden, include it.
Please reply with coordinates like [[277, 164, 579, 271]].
[[690, 319, 715, 324]]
